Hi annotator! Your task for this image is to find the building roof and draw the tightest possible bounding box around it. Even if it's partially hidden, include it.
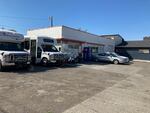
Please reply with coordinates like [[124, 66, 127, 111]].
[[100, 34, 124, 40], [100, 34, 123, 39], [28, 25, 101, 38], [100, 34, 122, 37], [116, 40, 150, 48], [144, 36, 150, 41], [27, 25, 115, 45]]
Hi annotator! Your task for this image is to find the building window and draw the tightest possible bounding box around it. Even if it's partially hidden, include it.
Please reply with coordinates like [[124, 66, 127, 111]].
[[68, 44, 79, 49], [57, 40, 61, 44], [139, 49, 150, 54], [91, 47, 98, 53], [24, 40, 30, 50]]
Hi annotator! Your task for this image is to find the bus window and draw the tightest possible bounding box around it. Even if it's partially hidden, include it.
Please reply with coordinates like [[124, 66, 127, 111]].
[[24, 40, 30, 50]]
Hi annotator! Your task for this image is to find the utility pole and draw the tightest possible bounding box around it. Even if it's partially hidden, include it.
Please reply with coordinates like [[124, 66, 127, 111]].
[[49, 16, 54, 27]]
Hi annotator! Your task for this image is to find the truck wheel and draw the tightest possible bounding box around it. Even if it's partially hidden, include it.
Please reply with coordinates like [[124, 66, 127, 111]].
[[113, 59, 119, 64], [31, 57, 36, 65], [41, 58, 48, 66], [56, 61, 64, 66], [95, 58, 98, 62], [24, 64, 31, 70], [0, 61, 3, 72]]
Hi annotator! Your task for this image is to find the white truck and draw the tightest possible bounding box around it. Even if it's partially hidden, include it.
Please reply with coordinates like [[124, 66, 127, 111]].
[[0, 29, 31, 71], [24, 36, 67, 66]]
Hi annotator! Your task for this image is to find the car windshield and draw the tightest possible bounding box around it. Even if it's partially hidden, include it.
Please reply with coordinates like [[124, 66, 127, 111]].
[[110, 52, 119, 57], [42, 45, 58, 52], [0, 42, 24, 51]]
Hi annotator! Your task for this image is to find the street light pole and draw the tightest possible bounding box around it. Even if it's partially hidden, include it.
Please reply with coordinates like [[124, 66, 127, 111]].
[[49, 16, 53, 27]]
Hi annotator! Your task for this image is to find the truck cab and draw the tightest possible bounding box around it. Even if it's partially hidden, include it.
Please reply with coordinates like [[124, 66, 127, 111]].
[[0, 29, 31, 71], [24, 36, 66, 66]]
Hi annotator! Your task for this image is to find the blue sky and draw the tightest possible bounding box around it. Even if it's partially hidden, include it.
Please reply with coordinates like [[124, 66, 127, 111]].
[[0, 0, 150, 40]]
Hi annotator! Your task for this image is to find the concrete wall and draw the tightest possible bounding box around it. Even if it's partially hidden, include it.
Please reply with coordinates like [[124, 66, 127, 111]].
[[116, 48, 150, 60], [27, 26, 62, 39], [62, 26, 114, 46]]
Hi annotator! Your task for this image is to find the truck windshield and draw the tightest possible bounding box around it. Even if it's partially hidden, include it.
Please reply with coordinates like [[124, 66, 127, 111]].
[[42, 45, 58, 52], [0, 42, 24, 51]]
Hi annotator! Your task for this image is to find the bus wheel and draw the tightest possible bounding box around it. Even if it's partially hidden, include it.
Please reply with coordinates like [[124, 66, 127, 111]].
[[42, 58, 48, 66]]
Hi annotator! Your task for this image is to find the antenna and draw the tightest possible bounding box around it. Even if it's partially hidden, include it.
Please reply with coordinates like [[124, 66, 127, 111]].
[[49, 16, 54, 27]]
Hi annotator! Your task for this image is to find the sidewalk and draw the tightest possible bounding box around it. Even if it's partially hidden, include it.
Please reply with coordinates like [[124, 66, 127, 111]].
[[133, 59, 150, 63]]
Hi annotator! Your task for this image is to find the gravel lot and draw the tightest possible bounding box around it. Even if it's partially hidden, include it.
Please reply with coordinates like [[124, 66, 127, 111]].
[[0, 61, 150, 113]]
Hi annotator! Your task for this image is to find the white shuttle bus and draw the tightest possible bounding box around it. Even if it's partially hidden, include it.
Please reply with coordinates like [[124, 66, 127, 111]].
[[0, 29, 31, 71], [24, 36, 66, 66]]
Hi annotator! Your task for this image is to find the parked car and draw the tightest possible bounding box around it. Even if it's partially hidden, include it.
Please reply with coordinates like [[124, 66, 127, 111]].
[[92, 52, 129, 64]]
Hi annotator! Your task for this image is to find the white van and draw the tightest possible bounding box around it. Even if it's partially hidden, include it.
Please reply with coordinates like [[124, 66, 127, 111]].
[[24, 36, 66, 66], [0, 29, 31, 71]]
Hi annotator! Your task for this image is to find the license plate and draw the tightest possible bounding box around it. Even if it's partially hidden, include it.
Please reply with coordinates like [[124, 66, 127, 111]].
[[51, 60, 57, 63], [16, 59, 25, 62]]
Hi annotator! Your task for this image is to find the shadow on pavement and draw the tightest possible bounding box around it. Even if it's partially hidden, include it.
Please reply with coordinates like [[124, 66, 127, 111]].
[[1, 65, 56, 74], [1, 63, 82, 74], [81, 61, 112, 65], [1, 61, 133, 74]]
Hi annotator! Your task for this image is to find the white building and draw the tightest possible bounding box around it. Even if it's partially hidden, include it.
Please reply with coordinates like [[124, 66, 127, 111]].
[[27, 26, 115, 60]]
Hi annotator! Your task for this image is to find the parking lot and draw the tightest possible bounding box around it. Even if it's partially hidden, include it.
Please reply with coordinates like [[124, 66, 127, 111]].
[[0, 61, 150, 113]]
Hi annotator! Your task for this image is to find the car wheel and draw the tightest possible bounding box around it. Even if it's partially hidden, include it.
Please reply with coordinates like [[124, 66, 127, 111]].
[[113, 59, 119, 64], [41, 58, 48, 66], [0, 61, 3, 72]]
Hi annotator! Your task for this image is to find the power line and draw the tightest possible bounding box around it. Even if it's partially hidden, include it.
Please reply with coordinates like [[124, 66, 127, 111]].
[[0, 15, 55, 32], [0, 24, 28, 31], [0, 15, 48, 21], [0, 24, 14, 28]]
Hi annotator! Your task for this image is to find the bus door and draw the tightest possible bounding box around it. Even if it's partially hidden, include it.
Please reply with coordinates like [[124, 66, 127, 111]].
[[30, 40, 36, 63]]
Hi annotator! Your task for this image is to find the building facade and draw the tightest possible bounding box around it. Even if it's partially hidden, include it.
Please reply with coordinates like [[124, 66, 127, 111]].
[[27, 26, 115, 60], [116, 38, 150, 60]]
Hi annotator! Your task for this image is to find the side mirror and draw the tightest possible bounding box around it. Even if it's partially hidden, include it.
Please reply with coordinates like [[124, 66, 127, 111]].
[[58, 47, 61, 52], [1, 52, 4, 56], [24, 49, 27, 51]]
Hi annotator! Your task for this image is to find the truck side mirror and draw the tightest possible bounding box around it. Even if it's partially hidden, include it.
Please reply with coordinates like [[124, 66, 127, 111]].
[[58, 47, 61, 52], [1, 52, 4, 56]]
